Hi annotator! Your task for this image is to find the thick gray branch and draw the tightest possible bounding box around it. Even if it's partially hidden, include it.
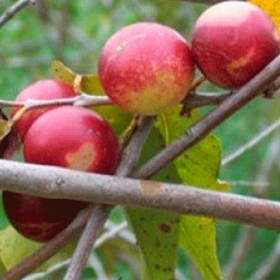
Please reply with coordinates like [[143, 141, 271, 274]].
[[1, 160, 280, 231]]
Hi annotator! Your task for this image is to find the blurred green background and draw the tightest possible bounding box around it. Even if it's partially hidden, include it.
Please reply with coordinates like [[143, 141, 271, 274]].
[[1, 0, 280, 279]]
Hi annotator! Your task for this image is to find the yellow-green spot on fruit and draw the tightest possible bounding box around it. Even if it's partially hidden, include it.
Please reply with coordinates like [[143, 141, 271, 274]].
[[66, 142, 95, 171]]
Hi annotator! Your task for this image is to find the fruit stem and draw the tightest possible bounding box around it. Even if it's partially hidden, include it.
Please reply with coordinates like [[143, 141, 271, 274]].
[[119, 115, 141, 148], [10, 106, 27, 125]]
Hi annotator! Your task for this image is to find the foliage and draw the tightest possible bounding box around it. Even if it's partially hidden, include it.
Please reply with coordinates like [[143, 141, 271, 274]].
[[1, 0, 280, 279]]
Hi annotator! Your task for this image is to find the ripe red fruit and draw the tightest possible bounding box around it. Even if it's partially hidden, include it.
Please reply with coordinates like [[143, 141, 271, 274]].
[[11, 79, 76, 138], [2, 192, 86, 243], [3, 106, 120, 242], [24, 106, 120, 174], [98, 22, 195, 116], [191, 1, 280, 89]]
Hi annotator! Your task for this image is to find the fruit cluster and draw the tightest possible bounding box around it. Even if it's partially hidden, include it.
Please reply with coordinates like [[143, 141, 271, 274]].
[[4, 80, 121, 242], [3, 1, 280, 243]]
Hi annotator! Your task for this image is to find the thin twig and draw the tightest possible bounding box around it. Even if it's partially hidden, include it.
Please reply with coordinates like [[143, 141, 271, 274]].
[[2, 75, 280, 112], [95, 220, 130, 248], [0, 208, 91, 280], [228, 181, 270, 188], [242, 134, 280, 280], [222, 116, 280, 167], [223, 133, 280, 279], [254, 133, 280, 196], [132, 54, 280, 179], [223, 226, 256, 280], [0, 94, 112, 109], [248, 235, 280, 280], [181, 91, 231, 115], [0, 0, 35, 28], [63, 205, 110, 280], [23, 221, 129, 280], [63, 116, 155, 280], [23, 260, 70, 280], [55, 0, 72, 54], [181, 73, 280, 115]]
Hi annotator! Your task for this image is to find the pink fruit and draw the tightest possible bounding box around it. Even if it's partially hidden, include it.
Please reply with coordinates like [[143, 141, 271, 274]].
[[11, 79, 76, 137], [23, 106, 120, 174], [98, 22, 195, 115], [191, 1, 280, 89]]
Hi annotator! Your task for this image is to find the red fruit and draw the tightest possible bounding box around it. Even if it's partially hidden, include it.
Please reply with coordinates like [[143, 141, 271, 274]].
[[98, 22, 195, 115], [11, 79, 76, 138], [23, 106, 120, 174], [3, 106, 120, 242], [191, 1, 280, 89], [2, 192, 86, 243]]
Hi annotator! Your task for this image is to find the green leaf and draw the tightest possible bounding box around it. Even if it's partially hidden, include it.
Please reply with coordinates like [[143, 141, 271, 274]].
[[96, 230, 140, 277], [126, 128, 182, 280], [126, 207, 179, 280], [0, 258, 6, 275], [51, 60, 103, 94], [93, 104, 132, 136], [155, 106, 226, 280], [0, 225, 77, 272]]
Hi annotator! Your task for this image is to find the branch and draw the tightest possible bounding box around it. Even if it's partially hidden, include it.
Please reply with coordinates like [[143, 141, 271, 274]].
[[63, 206, 110, 280], [222, 116, 280, 166], [2, 74, 279, 113], [181, 91, 230, 114], [223, 226, 256, 280], [63, 116, 155, 280], [224, 137, 280, 279], [0, 116, 155, 279], [0, 94, 112, 109], [0, 208, 91, 280], [0, 0, 35, 28], [248, 235, 280, 280], [24, 221, 130, 280], [133, 53, 280, 179], [1, 160, 280, 231]]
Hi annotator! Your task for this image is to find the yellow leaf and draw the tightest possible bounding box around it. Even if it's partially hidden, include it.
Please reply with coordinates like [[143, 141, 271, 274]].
[[0, 225, 78, 272], [80, 74, 104, 95], [51, 60, 103, 95], [0, 120, 12, 141], [52, 60, 75, 85], [250, 0, 280, 32]]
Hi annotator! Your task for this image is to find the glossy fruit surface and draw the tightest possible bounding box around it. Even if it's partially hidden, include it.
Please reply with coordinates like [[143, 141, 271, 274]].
[[23, 106, 120, 174], [98, 22, 195, 115], [191, 1, 280, 89], [2, 191, 86, 243], [11, 79, 76, 138], [4, 106, 120, 242]]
